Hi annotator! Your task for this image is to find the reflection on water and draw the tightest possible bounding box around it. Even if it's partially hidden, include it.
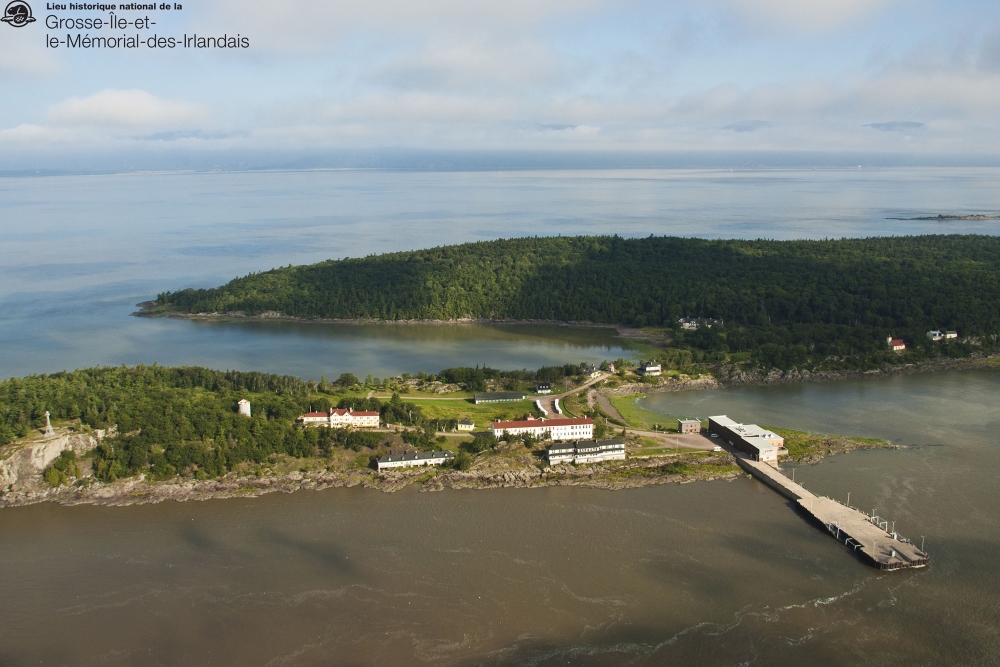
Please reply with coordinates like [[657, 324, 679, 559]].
[[1, 370, 999, 665]]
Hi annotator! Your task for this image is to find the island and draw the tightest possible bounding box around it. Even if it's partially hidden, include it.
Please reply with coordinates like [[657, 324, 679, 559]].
[[0, 364, 895, 508], [140, 234, 1000, 380]]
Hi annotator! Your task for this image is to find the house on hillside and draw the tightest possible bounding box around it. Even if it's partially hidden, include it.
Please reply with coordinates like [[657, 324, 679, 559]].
[[887, 337, 906, 351], [926, 330, 944, 341], [945, 330, 958, 339], [457, 419, 475, 432], [678, 317, 722, 330], [639, 361, 662, 377], [535, 383, 552, 395], [298, 408, 380, 429]]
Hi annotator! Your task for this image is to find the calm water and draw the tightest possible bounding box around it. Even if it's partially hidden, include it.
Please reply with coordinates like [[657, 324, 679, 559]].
[[3, 167, 1000, 665], [2, 369, 999, 665], [3, 167, 1000, 379]]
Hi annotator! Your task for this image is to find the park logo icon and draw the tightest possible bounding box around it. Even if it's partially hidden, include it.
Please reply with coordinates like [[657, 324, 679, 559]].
[[2, 0, 35, 27]]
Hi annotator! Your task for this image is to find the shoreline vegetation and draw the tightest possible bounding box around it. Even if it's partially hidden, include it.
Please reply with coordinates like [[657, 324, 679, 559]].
[[0, 363, 897, 509], [143, 234, 1000, 377]]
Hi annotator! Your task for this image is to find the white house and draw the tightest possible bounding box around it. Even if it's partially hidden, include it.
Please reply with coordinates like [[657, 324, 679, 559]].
[[945, 330, 958, 339], [457, 419, 475, 432], [298, 408, 380, 429], [492, 416, 593, 441], [639, 361, 662, 376], [547, 438, 626, 465], [237, 399, 251, 417], [927, 330, 944, 341], [377, 450, 455, 471], [887, 336, 906, 351]]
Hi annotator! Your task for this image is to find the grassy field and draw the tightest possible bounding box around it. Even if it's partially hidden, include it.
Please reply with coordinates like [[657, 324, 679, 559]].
[[607, 395, 681, 431], [404, 399, 540, 426]]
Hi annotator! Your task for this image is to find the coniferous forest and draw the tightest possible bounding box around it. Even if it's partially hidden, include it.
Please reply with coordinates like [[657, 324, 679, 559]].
[[153, 235, 1000, 368]]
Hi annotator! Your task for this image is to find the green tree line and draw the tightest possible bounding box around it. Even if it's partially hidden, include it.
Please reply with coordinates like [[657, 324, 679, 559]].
[[153, 235, 1000, 368]]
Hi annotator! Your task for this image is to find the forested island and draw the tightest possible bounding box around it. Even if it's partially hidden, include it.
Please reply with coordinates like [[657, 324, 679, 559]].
[[0, 364, 891, 507], [146, 235, 1000, 372]]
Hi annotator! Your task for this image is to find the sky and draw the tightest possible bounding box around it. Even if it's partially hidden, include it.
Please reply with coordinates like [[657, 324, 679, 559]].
[[2, 0, 1000, 166]]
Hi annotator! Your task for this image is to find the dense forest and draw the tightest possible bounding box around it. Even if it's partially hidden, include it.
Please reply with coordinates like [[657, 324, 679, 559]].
[[154, 235, 1000, 369]]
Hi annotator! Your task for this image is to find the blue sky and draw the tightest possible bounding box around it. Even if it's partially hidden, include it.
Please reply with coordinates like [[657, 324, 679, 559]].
[[2, 0, 1000, 162]]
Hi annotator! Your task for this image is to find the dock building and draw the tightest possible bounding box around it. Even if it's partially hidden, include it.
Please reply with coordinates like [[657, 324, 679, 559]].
[[474, 392, 527, 404], [708, 415, 784, 465], [299, 408, 380, 429], [377, 450, 455, 471], [492, 416, 593, 441], [547, 438, 626, 465]]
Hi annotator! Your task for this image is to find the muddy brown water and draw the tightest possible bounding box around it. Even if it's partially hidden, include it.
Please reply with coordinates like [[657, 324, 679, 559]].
[[2, 368, 999, 665]]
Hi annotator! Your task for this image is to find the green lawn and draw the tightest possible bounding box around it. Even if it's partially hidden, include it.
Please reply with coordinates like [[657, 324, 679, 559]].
[[607, 395, 679, 431]]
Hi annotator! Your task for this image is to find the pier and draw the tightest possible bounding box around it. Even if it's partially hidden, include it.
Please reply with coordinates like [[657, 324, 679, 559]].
[[734, 453, 929, 570]]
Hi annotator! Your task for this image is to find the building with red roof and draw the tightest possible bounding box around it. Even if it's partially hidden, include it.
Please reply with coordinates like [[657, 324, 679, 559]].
[[492, 416, 593, 441]]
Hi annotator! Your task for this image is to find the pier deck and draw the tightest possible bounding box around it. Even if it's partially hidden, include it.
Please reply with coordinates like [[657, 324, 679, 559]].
[[734, 453, 929, 570]]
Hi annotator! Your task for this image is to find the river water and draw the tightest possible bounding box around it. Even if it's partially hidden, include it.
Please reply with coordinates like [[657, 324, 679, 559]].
[[3, 168, 1000, 665], [2, 368, 998, 665]]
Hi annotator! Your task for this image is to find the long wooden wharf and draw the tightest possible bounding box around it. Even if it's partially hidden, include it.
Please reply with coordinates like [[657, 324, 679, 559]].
[[733, 452, 929, 570]]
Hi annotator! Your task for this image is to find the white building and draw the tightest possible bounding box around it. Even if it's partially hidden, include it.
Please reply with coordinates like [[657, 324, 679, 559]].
[[639, 361, 662, 376], [887, 336, 906, 351], [492, 416, 594, 441], [237, 399, 251, 417], [547, 438, 626, 465], [377, 450, 455, 470], [926, 330, 944, 341], [945, 330, 958, 339], [457, 419, 475, 432], [299, 408, 380, 429], [708, 415, 783, 465]]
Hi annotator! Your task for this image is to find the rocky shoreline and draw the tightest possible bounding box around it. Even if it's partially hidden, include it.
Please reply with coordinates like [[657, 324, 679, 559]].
[[606, 355, 999, 396], [0, 453, 741, 509]]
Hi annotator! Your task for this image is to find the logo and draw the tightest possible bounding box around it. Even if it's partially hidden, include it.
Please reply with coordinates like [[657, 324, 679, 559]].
[[2, 1, 35, 27]]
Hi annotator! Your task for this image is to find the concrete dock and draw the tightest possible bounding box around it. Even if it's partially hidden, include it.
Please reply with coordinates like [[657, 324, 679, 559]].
[[734, 452, 929, 570]]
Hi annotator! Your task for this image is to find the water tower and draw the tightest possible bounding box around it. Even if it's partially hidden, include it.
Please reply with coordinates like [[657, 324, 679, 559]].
[[237, 399, 251, 417]]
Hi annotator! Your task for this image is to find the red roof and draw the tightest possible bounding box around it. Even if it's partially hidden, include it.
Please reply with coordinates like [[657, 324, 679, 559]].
[[493, 417, 593, 429], [890, 339, 905, 346]]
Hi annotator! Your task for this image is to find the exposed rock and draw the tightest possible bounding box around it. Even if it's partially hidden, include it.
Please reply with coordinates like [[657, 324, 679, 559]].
[[0, 430, 98, 493]]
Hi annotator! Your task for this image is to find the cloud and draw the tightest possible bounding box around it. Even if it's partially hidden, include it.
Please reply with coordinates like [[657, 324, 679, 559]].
[[47, 89, 207, 128], [724, 0, 897, 31], [865, 121, 924, 132], [722, 120, 776, 132]]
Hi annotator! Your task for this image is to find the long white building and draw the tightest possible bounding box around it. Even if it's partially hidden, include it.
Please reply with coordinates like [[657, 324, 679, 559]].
[[708, 415, 783, 464], [298, 408, 380, 429], [547, 438, 626, 464], [377, 450, 455, 470], [492, 416, 593, 441]]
